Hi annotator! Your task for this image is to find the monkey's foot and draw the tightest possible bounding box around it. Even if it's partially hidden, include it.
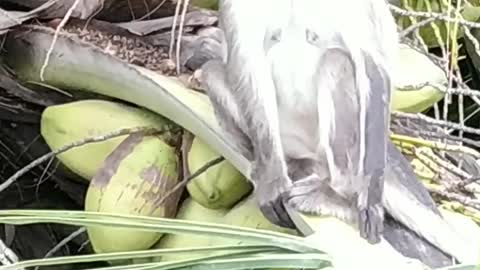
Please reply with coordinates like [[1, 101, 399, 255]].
[[357, 182, 385, 244], [358, 203, 384, 244], [286, 174, 324, 213], [286, 174, 359, 227], [253, 168, 295, 229]]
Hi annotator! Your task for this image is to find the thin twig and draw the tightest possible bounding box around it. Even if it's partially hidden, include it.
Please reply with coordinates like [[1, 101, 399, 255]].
[[135, 0, 168, 21], [126, 0, 135, 19], [0, 126, 173, 193], [152, 156, 225, 207], [0, 237, 19, 267], [33, 228, 87, 270], [169, 0, 183, 60], [34, 155, 56, 201], [84, 0, 104, 31], [40, 0, 81, 81], [416, 147, 472, 180], [390, 4, 480, 29], [393, 122, 480, 148], [393, 111, 480, 136], [400, 17, 437, 37], [430, 186, 480, 210], [175, 0, 190, 75], [399, 81, 480, 97]]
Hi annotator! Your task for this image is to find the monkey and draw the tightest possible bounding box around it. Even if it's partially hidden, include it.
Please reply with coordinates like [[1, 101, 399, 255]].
[[200, 0, 478, 264], [201, 0, 392, 243], [201, 57, 478, 264], [201, 56, 478, 264]]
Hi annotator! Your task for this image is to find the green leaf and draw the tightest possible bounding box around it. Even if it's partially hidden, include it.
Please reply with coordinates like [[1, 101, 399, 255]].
[[0, 210, 322, 253], [0, 210, 330, 270]]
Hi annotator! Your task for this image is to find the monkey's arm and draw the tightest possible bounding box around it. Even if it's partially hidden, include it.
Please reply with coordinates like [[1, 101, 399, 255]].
[[357, 51, 391, 242], [208, 0, 294, 228], [202, 56, 294, 227], [201, 59, 254, 161], [312, 45, 388, 243]]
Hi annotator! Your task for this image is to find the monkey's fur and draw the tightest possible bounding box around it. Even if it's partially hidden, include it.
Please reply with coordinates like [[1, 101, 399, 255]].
[[205, 0, 393, 243], [201, 0, 478, 265]]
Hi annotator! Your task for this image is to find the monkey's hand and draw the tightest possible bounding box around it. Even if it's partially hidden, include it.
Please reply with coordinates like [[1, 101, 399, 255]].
[[358, 204, 384, 244], [355, 50, 389, 245], [251, 163, 295, 229], [357, 172, 385, 244]]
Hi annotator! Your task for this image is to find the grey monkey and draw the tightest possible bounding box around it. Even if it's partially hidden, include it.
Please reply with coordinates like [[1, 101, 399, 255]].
[[202, 57, 478, 264], [202, 55, 477, 264], [202, 0, 393, 243], [200, 0, 478, 265]]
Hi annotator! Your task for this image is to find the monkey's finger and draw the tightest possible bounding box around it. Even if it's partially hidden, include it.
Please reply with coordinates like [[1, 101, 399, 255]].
[[259, 201, 295, 229], [274, 199, 296, 229], [359, 208, 383, 244], [259, 203, 284, 227], [370, 207, 384, 242], [373, 218, 384, 242], [359, 209, 369, 239]]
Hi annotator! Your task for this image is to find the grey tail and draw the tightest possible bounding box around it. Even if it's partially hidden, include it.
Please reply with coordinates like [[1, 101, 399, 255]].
[[383, 177, 478, 264]]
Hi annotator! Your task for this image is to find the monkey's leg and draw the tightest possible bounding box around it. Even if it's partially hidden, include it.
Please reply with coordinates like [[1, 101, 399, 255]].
[[210, 2, 294, 227], [285, 158, 358, 226], [225, 72, 294, 229], [202, 59, 294, 228], [201, 59, 254, 161], [314, 47, 385, 243], [356, 52, 392, 244]]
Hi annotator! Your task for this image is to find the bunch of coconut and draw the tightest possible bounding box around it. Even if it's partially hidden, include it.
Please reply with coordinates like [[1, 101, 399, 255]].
[[40, 99, 294, 263]]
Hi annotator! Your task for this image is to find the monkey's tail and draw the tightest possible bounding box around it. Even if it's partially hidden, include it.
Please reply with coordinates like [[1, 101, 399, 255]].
[[382, 181, 479, 264]]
